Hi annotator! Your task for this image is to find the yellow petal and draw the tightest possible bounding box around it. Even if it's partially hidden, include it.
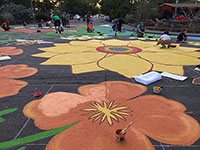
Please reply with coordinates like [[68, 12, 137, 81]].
[[39, 43, 97, 53], [40, 52, 106, 65], [71, 62, 105, 74], [99, 54, 152, 78], [139, 52, 200, 66], [152, 63, 184, 75], [182, 51, 200, 58], [32, 52, 59, 58], [101, 39, 130, 46], [129, 40, 155, 49], [70, 40, 103, 48]]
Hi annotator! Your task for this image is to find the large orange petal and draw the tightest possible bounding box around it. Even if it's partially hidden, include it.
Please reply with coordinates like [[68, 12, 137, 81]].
[[134, 113, 200, 145], [78, 81, 147, 102], [127, 95, 200, 145], [0, 64, 38, 79], [23, 92, 95, 130], [0, 79, 27, 98], [46, 120, 154, 150], [130, 95, 186, 118], [0, 47, 23, 55]]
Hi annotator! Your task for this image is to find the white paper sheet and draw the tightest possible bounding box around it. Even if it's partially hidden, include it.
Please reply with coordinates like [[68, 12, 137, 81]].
[[0, 56, 11, 61], [161, 72, 188, 81]]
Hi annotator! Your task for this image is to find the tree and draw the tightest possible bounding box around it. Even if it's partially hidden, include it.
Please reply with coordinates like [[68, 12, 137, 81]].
[[99, 0, 132, 19], [0, 2, 31, 24]]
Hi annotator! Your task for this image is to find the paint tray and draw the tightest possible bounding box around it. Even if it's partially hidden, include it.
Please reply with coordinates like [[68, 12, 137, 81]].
[[133, 71, 162, 85]]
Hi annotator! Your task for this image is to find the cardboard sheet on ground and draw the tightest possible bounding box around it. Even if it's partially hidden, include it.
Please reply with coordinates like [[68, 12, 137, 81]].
[[133, 71, 162, 85], [37, 41, 54, 44], [0, 55, 11, 61], [161, 72, 188, 81], [16, 39, 32, 42]]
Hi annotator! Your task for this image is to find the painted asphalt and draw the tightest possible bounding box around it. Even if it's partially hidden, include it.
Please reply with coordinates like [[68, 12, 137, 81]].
[[0, 19, 199, 150]]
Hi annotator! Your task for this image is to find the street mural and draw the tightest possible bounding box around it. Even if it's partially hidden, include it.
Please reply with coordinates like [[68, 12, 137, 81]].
[[0, 23, 199, 150], [23, 81, 200, 150], [33, 39, 200, 78]]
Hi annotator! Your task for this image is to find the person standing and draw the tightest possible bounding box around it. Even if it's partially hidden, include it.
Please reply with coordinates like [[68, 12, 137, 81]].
[[61, 12, 66, 26], [116, 18, 125, 32], [65, 12, 70, 27], [86, 12, 91, 25], [52, 14, 62, 34]]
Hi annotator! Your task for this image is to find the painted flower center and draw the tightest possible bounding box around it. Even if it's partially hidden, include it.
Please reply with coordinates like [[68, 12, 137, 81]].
[[96, 45, 142, 54], [82, 101, 132, 126]]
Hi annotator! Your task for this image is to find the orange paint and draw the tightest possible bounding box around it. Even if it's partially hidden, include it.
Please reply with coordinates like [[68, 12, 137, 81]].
[[0, 47, 23, 55], [0, 65, 38, 98], [23, 81, 200, 150]]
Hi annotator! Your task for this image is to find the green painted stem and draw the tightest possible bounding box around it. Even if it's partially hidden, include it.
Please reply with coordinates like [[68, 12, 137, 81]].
[[0, 108, 18, 116], [0, 108, 18, 123], [16, 146, 26, 150], [0, 121, 79, 149]]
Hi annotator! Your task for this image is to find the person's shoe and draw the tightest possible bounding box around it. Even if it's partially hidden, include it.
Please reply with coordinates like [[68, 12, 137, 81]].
[[160, 45, 166, 49]]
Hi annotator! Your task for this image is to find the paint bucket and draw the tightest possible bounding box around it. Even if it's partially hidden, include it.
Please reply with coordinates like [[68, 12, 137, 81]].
[[170, 44, 177, 48], [115, 129, 125, 141], [153, 86, 162, 94]]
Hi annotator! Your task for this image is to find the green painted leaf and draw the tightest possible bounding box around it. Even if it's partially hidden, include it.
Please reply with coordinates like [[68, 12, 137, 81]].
[[0, 108, 18, 123], [0, 118, 5, 123], [17, 146, 26, 150], [0, 121, 79, 149]]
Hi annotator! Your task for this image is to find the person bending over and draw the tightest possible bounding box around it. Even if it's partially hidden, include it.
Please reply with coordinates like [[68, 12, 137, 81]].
[[136, 22, 145, 37], [1, 20, 10, 31], [156, 31, 172, 48], [176, 29, 187, 43], [52, 15, 62, 34]]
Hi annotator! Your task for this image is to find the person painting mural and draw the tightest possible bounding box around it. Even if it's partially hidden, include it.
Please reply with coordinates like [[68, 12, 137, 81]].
[[136, 22, 145, 37], [52, 14, 62, 34], [156, 31, 172, 48], [1, 20, 10, 31], [176, 29, 187, 43]]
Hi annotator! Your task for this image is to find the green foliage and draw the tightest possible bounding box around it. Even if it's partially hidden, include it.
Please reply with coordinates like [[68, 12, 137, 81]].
[[134, 0, 160, 21], [100, 0, 132, 19], [60, 0, 99, 16], [0, 2, 31, 24]]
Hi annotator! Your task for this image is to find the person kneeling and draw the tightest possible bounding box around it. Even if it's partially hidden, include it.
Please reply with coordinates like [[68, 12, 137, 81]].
[[1, 20, 10, 31], [156, 31, 172, 48], [176, 29, 187, 43]]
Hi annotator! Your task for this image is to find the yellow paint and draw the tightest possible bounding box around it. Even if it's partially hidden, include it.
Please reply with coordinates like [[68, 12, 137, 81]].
[[70, 40, 103, 48], [139, 52, 200, 66], [41, 52, 106, 65], [32, 52, 59, 58], [82, 101, 131, 125], [152, 64, 184, 75], [99, 54, 153, 78], [72, 62, 105, 74], [34, 39, 200, 78], [101, 39, 130, 46]]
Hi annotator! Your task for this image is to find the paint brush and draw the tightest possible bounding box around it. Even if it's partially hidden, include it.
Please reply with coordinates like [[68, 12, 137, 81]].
[[121, 121, 133, 134]]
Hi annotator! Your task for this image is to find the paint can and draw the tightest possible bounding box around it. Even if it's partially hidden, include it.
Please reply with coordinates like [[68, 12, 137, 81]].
[[115, 129, 125, 141], [153, 86, 162, 94]]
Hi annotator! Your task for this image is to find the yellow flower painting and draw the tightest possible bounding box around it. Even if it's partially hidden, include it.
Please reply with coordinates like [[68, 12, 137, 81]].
[[32, 39, 200, 78]]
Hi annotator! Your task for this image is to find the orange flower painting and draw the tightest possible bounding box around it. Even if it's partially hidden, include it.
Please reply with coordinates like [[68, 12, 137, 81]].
[[0, 47, 23, 55], [23, 81, 200, 150], [0, 65, 38, 98]]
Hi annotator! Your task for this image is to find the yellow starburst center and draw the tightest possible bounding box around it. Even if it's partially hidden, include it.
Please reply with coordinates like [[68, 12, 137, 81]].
[[82, 101, 132, 126]]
